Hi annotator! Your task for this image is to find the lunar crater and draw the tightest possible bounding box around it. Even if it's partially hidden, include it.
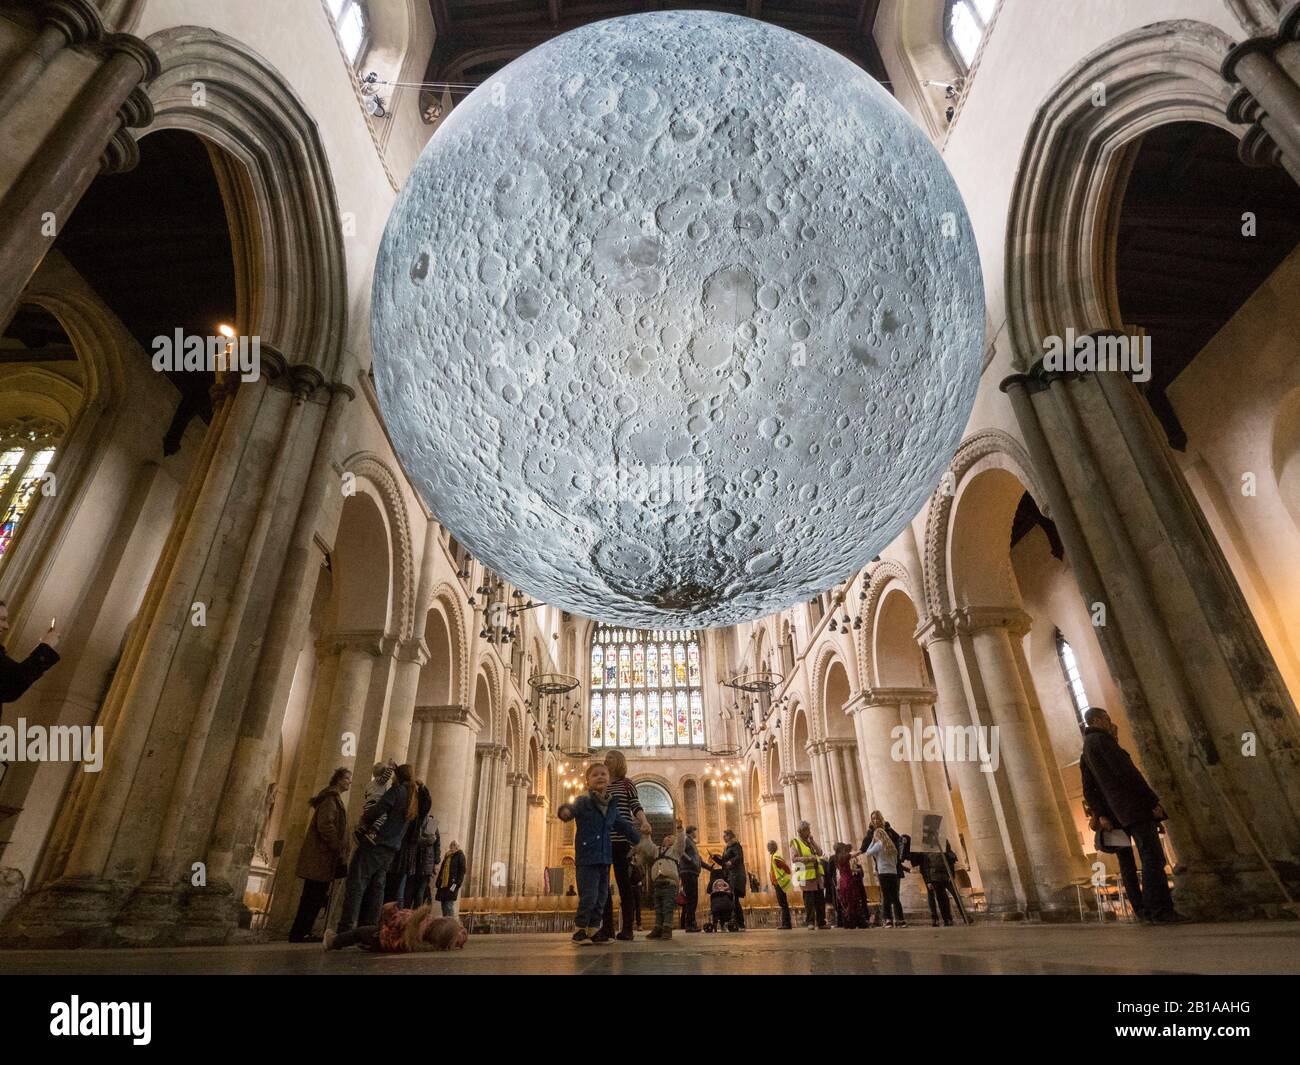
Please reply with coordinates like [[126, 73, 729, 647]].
[[372, 11, 983, 628]]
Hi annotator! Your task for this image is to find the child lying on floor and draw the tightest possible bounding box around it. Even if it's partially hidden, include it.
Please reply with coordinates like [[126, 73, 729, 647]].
[[324, 901, 467, 952]]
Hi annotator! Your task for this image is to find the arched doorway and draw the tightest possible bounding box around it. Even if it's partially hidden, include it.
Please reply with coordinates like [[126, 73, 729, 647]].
[[634, 780, 675, 842]]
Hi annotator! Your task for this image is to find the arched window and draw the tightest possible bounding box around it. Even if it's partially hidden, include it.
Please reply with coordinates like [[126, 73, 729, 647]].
[[945, 0, 996, 69], [1055, 629, 1091, 725], [589, 624, 705, 749], [0, 417, 61, 561], [327, 0, 369, 65]]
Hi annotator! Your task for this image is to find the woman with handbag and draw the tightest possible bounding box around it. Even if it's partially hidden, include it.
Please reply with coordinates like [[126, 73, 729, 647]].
[[289, 767, 352, 942]]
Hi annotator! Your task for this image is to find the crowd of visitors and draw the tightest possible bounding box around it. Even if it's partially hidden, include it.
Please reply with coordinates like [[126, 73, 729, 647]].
[[289, 704, 1182, 950], [288, 759, 466, 951]]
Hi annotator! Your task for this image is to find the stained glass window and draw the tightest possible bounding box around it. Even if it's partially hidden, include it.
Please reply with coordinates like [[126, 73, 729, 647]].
[[589, 625, 706, 748], [0, 421, 61, 564]]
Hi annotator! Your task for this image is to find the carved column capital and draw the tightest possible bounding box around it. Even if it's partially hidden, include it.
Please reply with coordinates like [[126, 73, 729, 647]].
[[415, 703, 483, 733], [953, 606, 1031, 638], [858, 686, 938, 709], [99, 31, 160, 82], [42, 0, 104, 47]]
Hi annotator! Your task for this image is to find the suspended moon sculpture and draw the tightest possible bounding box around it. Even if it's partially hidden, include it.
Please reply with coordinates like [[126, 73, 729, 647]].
[[372, 11, 984, 628]]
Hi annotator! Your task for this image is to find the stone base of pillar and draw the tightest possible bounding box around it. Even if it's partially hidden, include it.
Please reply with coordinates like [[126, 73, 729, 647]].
[[112, 878, 183, 944], [1176, 858, 1300, 921], [176, 882, 241, 945], [0, 875, 128, 948]]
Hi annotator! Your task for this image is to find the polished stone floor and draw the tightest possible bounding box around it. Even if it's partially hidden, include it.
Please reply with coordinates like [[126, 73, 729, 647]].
[[2, 920, 1298, 975]]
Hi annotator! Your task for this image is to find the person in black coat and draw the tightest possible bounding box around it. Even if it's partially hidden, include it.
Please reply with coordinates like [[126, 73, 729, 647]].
[[434, 841, 467, 917], [712, 830, 747, 929], [385, 779, 432, 904], [1080, 707, 1187, 923], [0, 603, 60, 725]]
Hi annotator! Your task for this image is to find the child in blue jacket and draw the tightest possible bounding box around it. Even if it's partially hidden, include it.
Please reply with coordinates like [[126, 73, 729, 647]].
[[557, 761, 642, 944]]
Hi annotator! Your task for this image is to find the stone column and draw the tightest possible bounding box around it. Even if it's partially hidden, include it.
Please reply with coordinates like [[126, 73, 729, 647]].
[[265, 641, 342, 935], [419, 705, 481, 852], [0, 31, 159, 320], [0, 0, 103, 116], [811, 743, 842, 847], [853, 689, 920, 831], [959, 608, 1082, 914], [1002, 356, 1300, 915], [468, 743, 508, 896], [202, 381, 353, 898], [917, 619, 1021, 915], [525, 793, 548, 894], [759, 793, 784, 864], [779, 770, 812, 841], [1223, 22, 1300, 180], [506, 772, 530, 894], [383, 638, 429, 764]]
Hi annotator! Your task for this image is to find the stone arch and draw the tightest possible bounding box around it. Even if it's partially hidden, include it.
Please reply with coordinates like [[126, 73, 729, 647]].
[[143, 26, 349, 377], [341, 452, 415, 639], [873, 586, 931, 689], [472, 665, 496, 746], [819, 656, 855, 741], [1004, 19, 1238, 370], [1272, 388, 1300, 537], [419, 586, 468, 709], [330, 489, 392, 633], [808, 644, 844, 742], [858, 559, 910, 683], [923, 428, 1044, 617], [762, 740, 781, 799], [506, 700, 526, 772]]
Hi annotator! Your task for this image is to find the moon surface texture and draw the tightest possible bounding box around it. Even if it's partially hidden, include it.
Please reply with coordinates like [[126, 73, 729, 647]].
[[372, 11, 984, 629]]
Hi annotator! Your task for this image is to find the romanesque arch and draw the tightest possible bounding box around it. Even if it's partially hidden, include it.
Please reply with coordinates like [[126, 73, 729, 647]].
[[923, 427, 1044, 617], [340, 452, 415, 639]]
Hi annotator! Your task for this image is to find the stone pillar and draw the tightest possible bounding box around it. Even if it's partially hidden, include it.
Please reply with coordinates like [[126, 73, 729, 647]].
[[419, 705, 481, 853], [960, 608, 1082, 913], [0, 0, 103, 116], [468, 743, 508, 896], [2, 356, 352, 946], [779, 770, 813, 842], [918, 619, 1022, 915], [811, 743, 842, 847], [202, 382, 353, 898], [506, 772, 530, 894], [1223, 15, 1300, 182], [0, 31, 159, 320], [1002, 357, 1300, 915], [525, 794, 548, 894], [852, 687, 935, 909], [383, 638, 429, 764], [264, 642, 342, 936]]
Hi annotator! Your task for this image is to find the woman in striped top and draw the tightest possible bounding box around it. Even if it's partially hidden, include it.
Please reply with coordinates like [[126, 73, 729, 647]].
[[598, 749, 652, 942]]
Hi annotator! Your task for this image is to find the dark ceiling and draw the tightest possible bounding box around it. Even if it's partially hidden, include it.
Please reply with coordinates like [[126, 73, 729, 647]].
[[421, 0, 887, 113], [50, 129, 237, 452], [1115, 121, 1300, 448]]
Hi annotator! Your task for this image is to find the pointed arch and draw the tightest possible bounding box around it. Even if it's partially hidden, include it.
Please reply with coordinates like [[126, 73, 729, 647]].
[[1004, 19, 1238, 371], [143, 26, 349, 377]]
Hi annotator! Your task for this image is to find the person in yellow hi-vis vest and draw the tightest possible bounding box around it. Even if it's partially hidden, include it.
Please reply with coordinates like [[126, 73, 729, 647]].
[[766, 840, 794, 929], [789, 821, 828, 929]]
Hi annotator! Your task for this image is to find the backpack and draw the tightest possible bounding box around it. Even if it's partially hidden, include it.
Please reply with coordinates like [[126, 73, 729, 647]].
[[651, 847, 680, 882]]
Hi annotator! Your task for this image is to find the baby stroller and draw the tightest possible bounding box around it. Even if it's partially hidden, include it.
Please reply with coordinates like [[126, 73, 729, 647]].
[[703, 878, 738, 933]]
